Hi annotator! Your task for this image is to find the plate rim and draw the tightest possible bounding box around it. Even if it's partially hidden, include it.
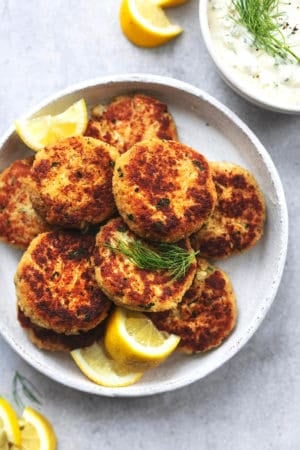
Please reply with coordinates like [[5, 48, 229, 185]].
[[0, 73, 289, 397]]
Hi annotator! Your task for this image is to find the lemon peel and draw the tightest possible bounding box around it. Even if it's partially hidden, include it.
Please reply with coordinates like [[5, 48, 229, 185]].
[[104, 307, 180, 371], [155, 0, 190, 7], [0, 397, 21, 447], [119, 0, 183, 48], [15, 98, 88, 152], [18, 406, 57, 450], [71, 340, 144, 388]]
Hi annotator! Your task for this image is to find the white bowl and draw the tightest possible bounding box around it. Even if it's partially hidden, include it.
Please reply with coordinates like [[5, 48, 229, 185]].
[[0, 74, 288, 397], [199, 0, 300, 114]]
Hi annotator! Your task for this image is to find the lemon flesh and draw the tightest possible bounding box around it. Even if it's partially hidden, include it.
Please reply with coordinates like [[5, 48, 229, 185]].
[[71, 340, 144, 388], [0, 398, 21, 447], [104, 307, 180, 371], [16, 406, 57, 450], [119, 0, 183, 48], [15, 98, 88, 152]]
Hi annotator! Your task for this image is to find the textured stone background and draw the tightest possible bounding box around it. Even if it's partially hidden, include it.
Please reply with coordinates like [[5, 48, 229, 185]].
[[0, 1, 299, 449]]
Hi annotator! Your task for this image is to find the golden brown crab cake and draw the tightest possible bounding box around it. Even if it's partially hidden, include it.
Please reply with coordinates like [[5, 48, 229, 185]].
[[190, 162, 266, 259], [93, 217, 197, 312], [0, 158, 51, 249], [113, 139, 217, 243], [148, 258, 237, 353], [29, 136, 119, 229], [85, 93, 178, 154], [17, 307, 107, 352], [15, 230, 112, 336]]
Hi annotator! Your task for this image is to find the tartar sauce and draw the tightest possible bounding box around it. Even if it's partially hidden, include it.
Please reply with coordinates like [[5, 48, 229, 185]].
[[208, 0, 300, 108]]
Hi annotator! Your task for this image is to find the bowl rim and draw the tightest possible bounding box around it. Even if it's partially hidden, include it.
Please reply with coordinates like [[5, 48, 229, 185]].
[[0, 73, 289, 396], [199, 0, 300, 114]]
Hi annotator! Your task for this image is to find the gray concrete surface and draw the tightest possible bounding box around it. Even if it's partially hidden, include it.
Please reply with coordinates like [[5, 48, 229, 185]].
[[0, 1, 299, 449]]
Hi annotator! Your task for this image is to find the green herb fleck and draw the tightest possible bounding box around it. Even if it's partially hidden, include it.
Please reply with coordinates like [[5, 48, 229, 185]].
[[127, 214, 134, 221], [50, 271, 60, 280], [156, 198, 170, 209], [193, 160, 205, 171], [67, 247, 87, 260], [143, 302, 155, 310], [117, 224, 128, 232], [207, 265, 215, 273]]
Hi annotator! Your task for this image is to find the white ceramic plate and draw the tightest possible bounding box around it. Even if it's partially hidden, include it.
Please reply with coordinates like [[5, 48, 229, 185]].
[[0, 74, 288, 397]]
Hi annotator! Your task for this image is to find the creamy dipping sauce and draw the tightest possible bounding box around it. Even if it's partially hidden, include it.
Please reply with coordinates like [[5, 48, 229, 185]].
[[208, 0, 300, 108]]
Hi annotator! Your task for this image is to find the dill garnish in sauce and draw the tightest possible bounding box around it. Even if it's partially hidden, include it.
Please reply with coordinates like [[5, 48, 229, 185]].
[[232, 0, 300, 63]]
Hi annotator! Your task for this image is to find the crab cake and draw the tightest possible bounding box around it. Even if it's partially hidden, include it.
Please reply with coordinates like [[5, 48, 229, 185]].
[[17, 307, 107, 352], [85, 93, 178, 154], [29, 136, 119, 229], [0, 158, 51, 249], [15, 230, 112, 350], [113, 139, 217, 243], [191, 162, 266, 259], [93, 217, 197, 312], [148, 258, 237, 353]]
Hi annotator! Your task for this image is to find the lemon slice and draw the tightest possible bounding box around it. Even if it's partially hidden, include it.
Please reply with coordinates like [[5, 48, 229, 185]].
[[104, 307, 180, 371], [15, 98, 88, 152], [119, 0, 183, 48], [17, 406, 56, 450], [0, 398, 21, 447], [155, 0, 190, 6], [71, 340, 144, 388]]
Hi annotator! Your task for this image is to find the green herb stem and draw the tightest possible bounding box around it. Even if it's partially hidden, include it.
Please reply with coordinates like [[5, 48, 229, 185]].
[[13, 371, 42, 410], [232, 0, 300, 63], [107, 239, 198, 280]]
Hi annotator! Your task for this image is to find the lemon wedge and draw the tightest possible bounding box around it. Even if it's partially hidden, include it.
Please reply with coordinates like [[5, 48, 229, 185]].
[[0, 398, 21, 447], [17, 406, 57, 450], [155, 0, 190, 6], [119, 0, 183, 48], [15, 98, 88, 152], [71, 340, 144, 388], [104, 307, 180, 371]]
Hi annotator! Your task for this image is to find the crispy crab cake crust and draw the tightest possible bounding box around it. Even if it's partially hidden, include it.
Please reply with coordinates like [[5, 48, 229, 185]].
[[17, 307, 107, 352], [15, 230, 112, 335], [190, 162, 266, 259], [148, 258, 237, 353], [93, 217, 197, 312], [29, 136, 119, 229], [0, 158, 51, 249], [85, 93, 178, 154], [113, 139, 217, 243]]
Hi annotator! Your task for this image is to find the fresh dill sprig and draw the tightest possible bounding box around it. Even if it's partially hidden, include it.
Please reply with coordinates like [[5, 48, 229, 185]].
[[232, 0, 300, 63], [13, 371, 42, 410], [107, 239, 198, 280]]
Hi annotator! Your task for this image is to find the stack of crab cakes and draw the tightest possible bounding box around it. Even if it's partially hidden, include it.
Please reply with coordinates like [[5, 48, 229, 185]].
[[4, 93, 267, 355], [13, 134, 121, 351], [15, 231, 112, 351]]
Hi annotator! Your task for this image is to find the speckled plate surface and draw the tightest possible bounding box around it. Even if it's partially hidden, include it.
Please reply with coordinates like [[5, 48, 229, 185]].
[[0, 74, 288, 397]]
